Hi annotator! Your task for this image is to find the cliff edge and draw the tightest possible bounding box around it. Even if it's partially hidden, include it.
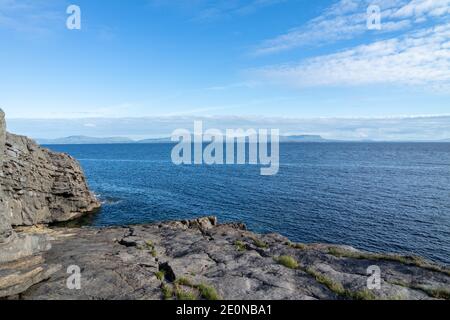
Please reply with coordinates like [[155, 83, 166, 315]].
[[1, 122, 100, 226], [0, 109, 99, 295]]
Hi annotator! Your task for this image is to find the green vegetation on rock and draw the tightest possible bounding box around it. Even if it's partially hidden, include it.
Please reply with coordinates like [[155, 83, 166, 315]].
[[197, 283, 221, 300], [275, 255, 299, 269], [155, 270, 165, 281], [234, 240, 246, 252], [327, 247, 450, 276]]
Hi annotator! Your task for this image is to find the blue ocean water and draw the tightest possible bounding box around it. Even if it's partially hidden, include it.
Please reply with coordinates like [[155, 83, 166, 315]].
[[48, 143, 450, 265]]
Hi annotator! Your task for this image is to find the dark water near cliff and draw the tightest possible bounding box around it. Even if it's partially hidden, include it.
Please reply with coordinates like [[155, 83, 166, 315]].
[[47, 143, 450, 265]]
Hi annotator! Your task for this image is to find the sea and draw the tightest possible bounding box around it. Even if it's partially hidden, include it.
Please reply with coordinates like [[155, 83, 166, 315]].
[[47, 142, 450, 265]]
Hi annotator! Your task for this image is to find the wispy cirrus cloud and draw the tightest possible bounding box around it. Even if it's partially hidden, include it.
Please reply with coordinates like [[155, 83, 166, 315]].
[[253, 22, 450, 91], [254, 0, 450, 55], [0, 0, 64, 33], [148, 0, 286, 21]]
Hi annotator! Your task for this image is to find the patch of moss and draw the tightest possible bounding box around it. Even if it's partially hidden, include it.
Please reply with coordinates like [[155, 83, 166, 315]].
[[234, 240, 246, 252], [252, 238, 268, 249], [275, 255, 299, 269], [151, 249, 158, 257], [290, 243, 307, 250]]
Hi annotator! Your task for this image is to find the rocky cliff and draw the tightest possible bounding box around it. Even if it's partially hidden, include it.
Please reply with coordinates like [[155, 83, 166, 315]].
[[0, 108, 99, 293], [1, 131, 100, 226], [0, 109, 11, 243]]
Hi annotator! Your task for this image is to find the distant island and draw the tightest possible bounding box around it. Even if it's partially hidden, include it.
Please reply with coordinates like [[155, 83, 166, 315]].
[[37, 135, 332, 145], [36, 136, 136, 145], [35, 135, 450, 145]]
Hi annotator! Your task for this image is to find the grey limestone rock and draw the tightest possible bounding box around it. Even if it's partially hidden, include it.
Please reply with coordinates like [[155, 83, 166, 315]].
[[1, 131, 100, 226], [10, 218, 449, 301]]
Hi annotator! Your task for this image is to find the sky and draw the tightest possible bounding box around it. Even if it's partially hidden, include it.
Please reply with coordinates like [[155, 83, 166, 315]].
[[0, 0, 450, 140]]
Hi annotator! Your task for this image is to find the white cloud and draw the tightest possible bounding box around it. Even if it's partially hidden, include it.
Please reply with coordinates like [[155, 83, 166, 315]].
[[392, 0, 450, 18], [148, 0, 286, 21], [0, 0, 63, 33], [254, 0, 450, 55], [7, 114, 450, 141], [254, 22, 450, 90]]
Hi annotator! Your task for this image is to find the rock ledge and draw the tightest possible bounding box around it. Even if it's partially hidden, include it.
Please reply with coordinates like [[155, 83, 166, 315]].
[[1, 217, 447, 300]]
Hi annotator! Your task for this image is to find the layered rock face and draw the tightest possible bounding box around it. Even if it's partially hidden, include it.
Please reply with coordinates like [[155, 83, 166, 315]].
[[0, 109, 12, 243], [1, 128, 100, 226], [0, 109, 99, 294], [1, 110, 51, 265]]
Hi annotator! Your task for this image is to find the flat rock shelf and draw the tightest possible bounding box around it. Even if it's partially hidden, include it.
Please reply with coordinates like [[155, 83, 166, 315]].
[[1, 217, 449, 300]]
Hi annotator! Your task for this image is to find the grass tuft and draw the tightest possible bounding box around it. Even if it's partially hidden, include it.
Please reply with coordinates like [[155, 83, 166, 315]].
[[161, 284, 173, 300], [197, 283, 221, 300], [173, 277, 221, 300], [347, 289, 377, 300], [275, 255, 299, 269], [306, 268, 345, 295], [390, 279, 450, 300], [155, 270, 165, 281], [421, 288, 450, 300], [175, 287, 198, 300], [175, 277, 193, 287], [305, 268, 378, 300]]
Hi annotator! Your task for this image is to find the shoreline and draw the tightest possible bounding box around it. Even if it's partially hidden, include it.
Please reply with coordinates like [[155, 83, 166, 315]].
[[48, 211, 450, 268]]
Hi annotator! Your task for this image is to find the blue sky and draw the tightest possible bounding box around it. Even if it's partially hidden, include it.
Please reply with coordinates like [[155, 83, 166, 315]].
[[1, 0, 450, 139]]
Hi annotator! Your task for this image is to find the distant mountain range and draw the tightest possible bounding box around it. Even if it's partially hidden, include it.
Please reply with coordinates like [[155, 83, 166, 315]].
[[37, 136, 135, 145], [37, 134, 332, 145], [36, 135, 450, 145], [279, 135, 331, 142]]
